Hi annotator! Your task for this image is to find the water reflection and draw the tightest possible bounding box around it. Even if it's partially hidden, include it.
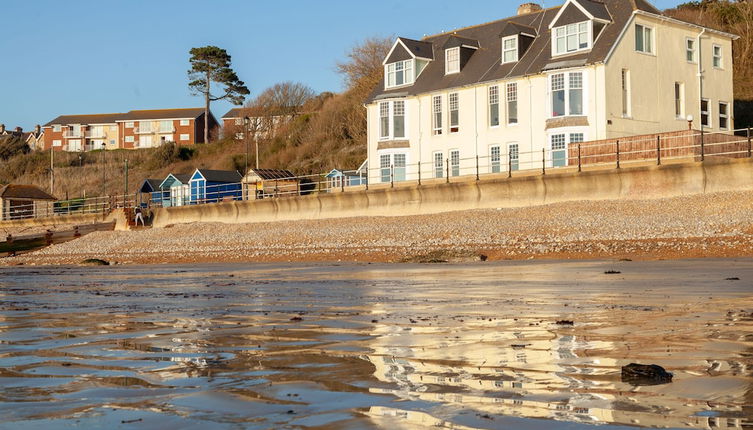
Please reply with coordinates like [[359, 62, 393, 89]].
[[0, 261, 751, 429]]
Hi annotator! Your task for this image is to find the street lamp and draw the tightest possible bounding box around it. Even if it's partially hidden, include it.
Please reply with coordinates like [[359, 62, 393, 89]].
[[243, 116, 250, 174]]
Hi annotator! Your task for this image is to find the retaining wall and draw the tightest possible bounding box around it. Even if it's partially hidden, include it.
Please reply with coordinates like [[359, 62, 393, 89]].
[[150, 158, 753, 228], [0, 212, 112, 231]]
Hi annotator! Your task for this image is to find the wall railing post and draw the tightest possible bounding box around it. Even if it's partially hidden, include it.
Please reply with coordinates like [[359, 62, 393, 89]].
[[475, 155, 480, 181], [656, 135, 661, 166], [748, 127, 751, 158], [390, 164, 394, 188], [700, 129, 705, 161], [341, 174, 345, 193], [577, 144, 582, 173], [542, 148, 546, 175], [417, 163, 421, 186], [508, 154, 512, 178], [446, 157, 450, 183], [616, 140, 621, 169]]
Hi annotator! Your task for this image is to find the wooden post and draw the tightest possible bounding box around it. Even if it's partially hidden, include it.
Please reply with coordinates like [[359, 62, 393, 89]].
[[656, 135, 661, 165], [542, 148, 546, 175], [341, 174, 345, 193], [748, 127, 751, 158], [616, 140, 621, 169], [577, 144, 582, 173]]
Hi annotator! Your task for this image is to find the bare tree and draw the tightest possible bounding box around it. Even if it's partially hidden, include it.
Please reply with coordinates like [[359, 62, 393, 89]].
[[336, 36, 394, 96]]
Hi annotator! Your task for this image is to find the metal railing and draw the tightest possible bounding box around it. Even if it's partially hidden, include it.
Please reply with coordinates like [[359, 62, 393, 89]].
[[1, 193, 136, 222], [5, 128, 751, 222]]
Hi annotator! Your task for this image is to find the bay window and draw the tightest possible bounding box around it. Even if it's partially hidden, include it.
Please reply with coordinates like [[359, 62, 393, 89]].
[[386, 59, 414, 88], [553, 21, 590, 56], [550, 71, 584, 117]]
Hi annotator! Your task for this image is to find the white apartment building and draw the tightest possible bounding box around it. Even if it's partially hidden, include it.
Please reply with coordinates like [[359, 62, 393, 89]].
[[366, 0, 737, 184]]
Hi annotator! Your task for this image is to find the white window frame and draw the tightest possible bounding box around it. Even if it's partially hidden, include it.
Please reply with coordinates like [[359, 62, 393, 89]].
[[552, 21, 592, 56], [712, 44, 723, 69], [52, 139, 62, 147], [385, 59, 414, 89], [489, 145, 501, 173], [701, 98, 711, 128], [674, 82, 685, 119], [432, 95, 443, 135], [502, 36, 518, 64], [125, 121, 134, 128], [685, 37, 697, 63], [125, 136, 134, 143], [548, 129, 587, 168], [180, 119, 190, 126], [506, 83, 518, 125], [180, 134, 190, 141], [378, 151, 408, 183], [621, 69, 631, 118], [635, 24, 654, 55], [433, 151, 444, 178], [52, 125, 61, 132], [719, 101, 729, 130], [378, 100, 408, 141], [445, 47, 460, 74], [449, 92, 459, 133], [508, 142, 520, 171], [549, 71, 585, 118], [489, 86, 500, 128]]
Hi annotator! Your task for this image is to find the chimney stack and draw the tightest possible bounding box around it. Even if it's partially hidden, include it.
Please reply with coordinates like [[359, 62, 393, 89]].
[[518, 3, 543, 15], [35, 124, 41, 134], [0, 124, 5, 134], [15, 126, 22, 133]]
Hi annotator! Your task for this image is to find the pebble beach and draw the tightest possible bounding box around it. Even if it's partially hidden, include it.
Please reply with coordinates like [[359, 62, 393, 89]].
[[6, 190, 753, 265]]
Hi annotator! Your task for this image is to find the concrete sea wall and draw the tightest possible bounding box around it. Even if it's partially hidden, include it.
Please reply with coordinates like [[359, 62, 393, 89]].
[[150, 158, 753, 228]]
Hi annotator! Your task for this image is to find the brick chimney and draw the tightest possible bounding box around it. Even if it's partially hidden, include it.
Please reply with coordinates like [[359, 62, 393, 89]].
[[518, 3, 543, 15], [35, 124, 41, 134]]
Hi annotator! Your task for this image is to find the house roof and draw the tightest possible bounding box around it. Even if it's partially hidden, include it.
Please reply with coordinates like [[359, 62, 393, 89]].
[[121, 108, 207, 121], [500, 21, 538, 38], [158, 173, 193, 190], [0, 184, 56, 201], [368, 0, 734, 103], [194, 169, 242, 183], [44, 113, 127, 127], [398, 37, 435, 60], [244, 168, 296, 180], [222, 108, 244, 119]]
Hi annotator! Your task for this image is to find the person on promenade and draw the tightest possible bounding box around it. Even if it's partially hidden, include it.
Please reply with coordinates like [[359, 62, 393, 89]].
[[134, 207, 145, 227]]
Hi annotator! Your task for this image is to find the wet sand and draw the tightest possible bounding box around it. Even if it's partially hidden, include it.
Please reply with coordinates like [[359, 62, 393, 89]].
[[1, 259, 752, 429]]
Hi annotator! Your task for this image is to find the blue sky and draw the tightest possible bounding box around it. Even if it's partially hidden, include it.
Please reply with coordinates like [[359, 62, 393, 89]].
[[1, 0, 685, 130]]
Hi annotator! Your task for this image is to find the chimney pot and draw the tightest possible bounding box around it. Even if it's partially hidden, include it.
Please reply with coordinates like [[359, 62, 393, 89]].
[[518, 3, 543, 15]]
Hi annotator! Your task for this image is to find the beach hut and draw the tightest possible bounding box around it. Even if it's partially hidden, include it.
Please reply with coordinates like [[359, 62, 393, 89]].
[[0, 184, 57, 220], [242, 169, 299, 199], [158, 173, 192, 207], [189, 169, 243, 204], [325, 161, 368, 192], [137, 178, 163, 207]]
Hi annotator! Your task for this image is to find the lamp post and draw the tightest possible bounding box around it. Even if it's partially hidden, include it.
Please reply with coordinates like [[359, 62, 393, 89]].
[[243, 116, 250, 174], [101, 143, 106, 200]]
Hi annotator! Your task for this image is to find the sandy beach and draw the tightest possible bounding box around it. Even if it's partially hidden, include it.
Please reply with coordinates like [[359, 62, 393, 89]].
[[4, 190, 753, 265], [1, 260, 751, 429]]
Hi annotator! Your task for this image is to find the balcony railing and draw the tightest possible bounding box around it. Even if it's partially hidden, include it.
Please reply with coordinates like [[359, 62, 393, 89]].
[[134, 126, 175, 134], [63, 131, 82, 138]]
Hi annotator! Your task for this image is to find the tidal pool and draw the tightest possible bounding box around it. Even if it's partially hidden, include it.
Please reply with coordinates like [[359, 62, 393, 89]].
[[1, 260, 752, 429]]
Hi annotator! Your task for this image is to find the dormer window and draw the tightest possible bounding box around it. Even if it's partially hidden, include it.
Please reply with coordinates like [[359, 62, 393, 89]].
[[502, 36, 518, 63], [386, 59, 414, 88], [552, 21, 591, 56], [445, 47, 460, 74]]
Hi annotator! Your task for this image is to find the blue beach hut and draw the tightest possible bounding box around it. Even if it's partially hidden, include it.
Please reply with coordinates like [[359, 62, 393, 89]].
[[158, 173, 192, 207], [189, 169, 243, 204]]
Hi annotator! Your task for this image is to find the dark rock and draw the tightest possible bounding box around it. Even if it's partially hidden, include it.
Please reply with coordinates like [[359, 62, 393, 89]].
[[605, 270, 621, 274], [290, 316, 303, 321], [556, 320, 574, 325], [81, 258, 109, 266], [621, 363, 673, 385], [725, 277, 740, 281]]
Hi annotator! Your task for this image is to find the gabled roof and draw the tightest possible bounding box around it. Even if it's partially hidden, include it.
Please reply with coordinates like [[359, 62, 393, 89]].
[[244, 168, 296, 180], [192, 169, 242, 183], [158, 173, 193, 190], [139, 179, 162, 193], [0, 184, 56, 201], [121, 108, 207, 121], [368, 0, 733, 103], [44, 113, 127, 127], [383, 37, 434, 65]]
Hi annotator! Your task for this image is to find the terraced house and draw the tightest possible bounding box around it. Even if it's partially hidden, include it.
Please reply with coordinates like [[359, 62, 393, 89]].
[[42, 108, 218, 152], [366, 0, 737, 184]]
